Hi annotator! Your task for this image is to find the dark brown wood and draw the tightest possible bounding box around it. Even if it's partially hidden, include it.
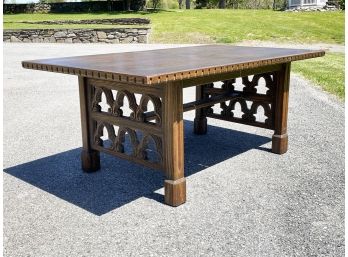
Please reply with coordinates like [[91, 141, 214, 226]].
[[86, 78, 164, 170], [78, 76, 100, 172], [23, 46, 325, 207], [87, 78, 164, 96], [90, 112, 163, 136], [81, 150, 100, 172], [194, 84, 208, 135], [22, 45, 325, 85], [182, 64, 282, 88], [93, 145, 163, 171], [272, 63, 291, 154], [163, 81, 186, 206], [204, 72, 276, 130]]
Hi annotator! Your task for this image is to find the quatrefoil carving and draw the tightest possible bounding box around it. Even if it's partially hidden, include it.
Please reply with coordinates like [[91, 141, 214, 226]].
[[112, 90, 138, 118], [239, 73, 274, 96], [220, 98, 272, 124], [92, 87, 114, 113], [91, 85, 162, 126], [136, 134, 163, 162], [221, 98, 253, 120], [136, 94, 162, 125], [204, 73, 275, 128], [94, 122, 116, 147], [250, 102, 272, 124], [115, 127, 139, 155], [93, 121, 163, 164]]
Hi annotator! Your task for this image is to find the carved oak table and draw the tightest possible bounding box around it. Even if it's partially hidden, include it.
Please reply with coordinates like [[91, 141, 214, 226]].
[[22, 45, 324, 207]]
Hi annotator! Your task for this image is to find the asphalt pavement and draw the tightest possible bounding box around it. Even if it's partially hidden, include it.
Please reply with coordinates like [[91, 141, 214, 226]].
[[3, 43, 344, 257]]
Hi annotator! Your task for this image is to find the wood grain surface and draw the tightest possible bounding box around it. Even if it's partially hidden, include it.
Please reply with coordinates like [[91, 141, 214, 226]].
[[22, 45, 325, 85]]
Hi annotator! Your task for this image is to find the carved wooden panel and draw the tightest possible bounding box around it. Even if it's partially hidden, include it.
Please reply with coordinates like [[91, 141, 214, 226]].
[[93, 121, 163, 164], [88, 81, 164, 169], [91, 86, 162, 126], [205, 72, 276, 129]]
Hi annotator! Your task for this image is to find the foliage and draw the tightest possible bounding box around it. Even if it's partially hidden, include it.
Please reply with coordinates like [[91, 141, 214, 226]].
[[146, 0, 174, 9], [338, 0, 344, 9], [130, 0, 146, 10], [196, 0, 276, 9], [159, 0, 179, 9], [272, 0, 287, 10], [152, 0, 161, 9]]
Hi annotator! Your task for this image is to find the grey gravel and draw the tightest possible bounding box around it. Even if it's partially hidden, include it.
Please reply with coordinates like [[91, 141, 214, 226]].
[[3, 43, 344, 257]]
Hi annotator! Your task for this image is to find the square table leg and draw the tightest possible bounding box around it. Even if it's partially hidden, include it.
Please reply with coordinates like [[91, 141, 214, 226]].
[[163, 81, 186, 207], [272, 63, 291, 154], [193, 84, 208, 135], [78, 77, 100, 172]]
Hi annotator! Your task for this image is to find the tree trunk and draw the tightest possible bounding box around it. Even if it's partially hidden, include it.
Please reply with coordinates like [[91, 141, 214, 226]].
[[107, 0, 112, 11], [186, 0, 190, 9], [126, 0, 131, 10], [218, 0, 226, 8]]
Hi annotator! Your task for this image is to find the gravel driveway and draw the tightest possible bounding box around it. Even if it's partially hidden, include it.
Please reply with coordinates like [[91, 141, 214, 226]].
[[3, 43, 344, 257]]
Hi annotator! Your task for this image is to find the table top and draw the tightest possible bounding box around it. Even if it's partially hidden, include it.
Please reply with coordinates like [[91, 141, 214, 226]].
[[22, 45, 324, 85]]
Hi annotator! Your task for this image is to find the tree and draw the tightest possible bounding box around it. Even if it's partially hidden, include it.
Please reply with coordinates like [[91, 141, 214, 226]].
[[186, 0, 191, 8], [152, 0, 161, 9], [178, 0, 183, 8], [127, 0, 131, 10], [218, 0, 225, 8]]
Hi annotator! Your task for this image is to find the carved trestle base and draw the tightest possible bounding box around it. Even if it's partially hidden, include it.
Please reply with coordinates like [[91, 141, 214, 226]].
[[78, 63, 290, 207], [192, 63, 290, 155], [86, 78, 165, 171], [79, 77, 186, 207]]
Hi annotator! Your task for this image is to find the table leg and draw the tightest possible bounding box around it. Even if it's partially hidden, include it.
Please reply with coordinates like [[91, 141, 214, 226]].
[[163, 82, 186, 206], [78, 76, 100, 172], [194, 84, 208, 135], [272, 63, 291, 154]]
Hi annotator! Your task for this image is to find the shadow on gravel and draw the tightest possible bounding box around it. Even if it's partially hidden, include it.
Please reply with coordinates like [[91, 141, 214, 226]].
[[4, 120, 270, 215]]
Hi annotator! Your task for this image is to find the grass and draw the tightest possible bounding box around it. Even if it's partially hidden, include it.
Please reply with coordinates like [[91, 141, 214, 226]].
[[4, 10, 345, 98], [292, 52, 344, 99], [4, 10, 344, 44]]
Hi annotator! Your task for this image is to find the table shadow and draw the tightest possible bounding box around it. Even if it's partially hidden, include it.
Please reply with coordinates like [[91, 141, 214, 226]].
[[4, 120, 270, 216]]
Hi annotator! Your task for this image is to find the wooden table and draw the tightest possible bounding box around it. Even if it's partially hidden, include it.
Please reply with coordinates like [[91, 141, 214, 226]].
[[22, 45, 324, 207]]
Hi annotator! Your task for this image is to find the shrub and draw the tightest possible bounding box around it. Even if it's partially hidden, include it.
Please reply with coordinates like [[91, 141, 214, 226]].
[[338, 0, 344, 9]]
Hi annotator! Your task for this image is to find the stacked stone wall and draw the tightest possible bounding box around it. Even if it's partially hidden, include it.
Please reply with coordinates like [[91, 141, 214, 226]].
[[3, 28, 150, 44]]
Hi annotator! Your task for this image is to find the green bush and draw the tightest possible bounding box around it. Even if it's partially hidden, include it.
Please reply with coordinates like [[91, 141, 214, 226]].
[[161, 0, 179, 9], [131, 0, 147, 10], [146, 0, 179, 9], [196, 0, 280, 8], [338, 0, 344, 9]]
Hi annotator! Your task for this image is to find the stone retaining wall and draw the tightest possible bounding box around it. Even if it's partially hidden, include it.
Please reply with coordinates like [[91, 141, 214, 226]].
[[3, 28, 150, 44]]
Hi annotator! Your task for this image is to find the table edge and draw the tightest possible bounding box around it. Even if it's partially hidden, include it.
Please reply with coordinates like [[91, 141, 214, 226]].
[[22, 50, 325, 85]]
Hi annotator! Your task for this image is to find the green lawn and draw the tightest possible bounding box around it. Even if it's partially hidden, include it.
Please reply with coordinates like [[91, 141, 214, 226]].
[[4, 10, 345, 98], [4, 10, 345, 44], [292, 52, 344, 99]]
